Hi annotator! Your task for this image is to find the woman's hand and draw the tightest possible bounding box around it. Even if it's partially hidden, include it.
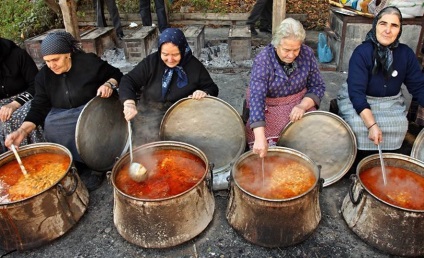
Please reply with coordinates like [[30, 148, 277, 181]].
[[0, 101, 21, 122], [252, 127, 268, 158], [5, 126, 32, 149], [190, 90, 207, 100], [290, 105, 306, 122], [97, 83, 114, 98], [123, 100, 137, 121], [368, 123, 382, 145]]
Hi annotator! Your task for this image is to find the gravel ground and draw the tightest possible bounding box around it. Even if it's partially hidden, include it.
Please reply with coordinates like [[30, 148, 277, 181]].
[[1, 27, 418, 258]]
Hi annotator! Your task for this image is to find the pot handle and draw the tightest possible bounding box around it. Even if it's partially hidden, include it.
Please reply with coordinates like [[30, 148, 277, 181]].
[[206, 162, 214, 192], [317, 165, 324, 192], [226, 164, 233, 193], [348, 174, 364, 205], [57, 167, 79, 196]]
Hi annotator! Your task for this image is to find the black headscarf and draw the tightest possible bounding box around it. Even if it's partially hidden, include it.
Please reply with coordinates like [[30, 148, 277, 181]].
[[41, 31, 82, 57], [158, 28, 193, 100], [0, 38, 18, 63], [364, 6, 402, 78]]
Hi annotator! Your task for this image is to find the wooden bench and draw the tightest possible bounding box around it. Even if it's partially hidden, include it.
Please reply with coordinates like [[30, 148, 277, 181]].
[[228, 25, 251, 61], [122, 26, 158, 62], [181, 25, 205, 58]]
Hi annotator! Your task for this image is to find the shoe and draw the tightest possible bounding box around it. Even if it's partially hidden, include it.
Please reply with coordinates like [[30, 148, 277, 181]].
[[249, 25, 258, 36], [259, 27, 272, 34], [80, 169, 105, 192]]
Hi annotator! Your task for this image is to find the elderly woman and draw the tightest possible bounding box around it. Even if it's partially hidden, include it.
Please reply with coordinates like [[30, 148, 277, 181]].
[[0, 37, 45, 153], [245, 18, 326, 158], [337, 6, 424, 152], [119, 28, 219, 145], [5, 31, 123, 191]]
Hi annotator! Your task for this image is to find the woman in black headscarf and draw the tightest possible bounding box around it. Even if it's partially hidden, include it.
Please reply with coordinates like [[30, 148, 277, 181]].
[[337, 6, 424, 152], [0, 37, 45, 153], [119, 28, 219, 145], [5, 31, 123, 191]]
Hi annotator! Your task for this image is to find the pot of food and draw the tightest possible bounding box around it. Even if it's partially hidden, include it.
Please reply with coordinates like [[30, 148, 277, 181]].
[[341, 153, 424, 256], [0, 143, 89, 251], [226, 147, 323, 248], [110, 141, 215, 248]]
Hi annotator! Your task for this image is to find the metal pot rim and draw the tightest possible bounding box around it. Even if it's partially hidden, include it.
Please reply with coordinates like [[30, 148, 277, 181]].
[[0, 143, 73, 205], [110, 140, 210, 202], [356, 153, 424, 212], [231, 146, 320, 202]]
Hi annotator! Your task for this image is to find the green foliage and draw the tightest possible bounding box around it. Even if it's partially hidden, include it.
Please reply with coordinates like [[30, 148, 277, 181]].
[[0, 0, 60, 46]]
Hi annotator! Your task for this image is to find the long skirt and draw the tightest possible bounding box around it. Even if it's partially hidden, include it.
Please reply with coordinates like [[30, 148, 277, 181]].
[[337, 83, 408, 150], [245, 88, 316, 149], [43, 105, 85, 163], [0, 97, 45, 153]]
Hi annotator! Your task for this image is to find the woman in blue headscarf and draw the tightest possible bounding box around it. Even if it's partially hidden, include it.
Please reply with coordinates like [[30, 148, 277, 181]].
[[119, 28, 219, 145], [337, 6, 424, 152]]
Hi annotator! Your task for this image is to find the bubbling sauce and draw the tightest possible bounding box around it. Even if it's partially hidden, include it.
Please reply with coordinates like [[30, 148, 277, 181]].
[[0, 153, 70, 204], [235, 154, 316, 200], [115, 149, 205, 199], [360, 166, 424, 210]]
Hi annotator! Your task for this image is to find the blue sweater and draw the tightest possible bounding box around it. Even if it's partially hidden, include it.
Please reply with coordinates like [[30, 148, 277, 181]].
[[347, 41, 424, 114]]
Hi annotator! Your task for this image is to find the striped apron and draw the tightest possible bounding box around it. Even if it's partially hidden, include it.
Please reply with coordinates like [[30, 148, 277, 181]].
[[337, 83, 408, 150]]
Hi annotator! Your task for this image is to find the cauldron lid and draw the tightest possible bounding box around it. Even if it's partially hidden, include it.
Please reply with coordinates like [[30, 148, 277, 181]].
[[159, 96, 246, 173], [411, 128, 424, 162], [277, 111, 357, 187], [76, 93, 128, 171]]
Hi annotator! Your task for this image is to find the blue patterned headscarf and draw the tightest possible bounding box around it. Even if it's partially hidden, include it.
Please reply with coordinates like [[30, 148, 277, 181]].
[[41, 31, 82, 57], [364, 6, 402, 79], [158, 28, 193, 100]]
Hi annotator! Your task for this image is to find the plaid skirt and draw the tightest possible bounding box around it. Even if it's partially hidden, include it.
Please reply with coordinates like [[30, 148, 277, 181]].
[[0, 97, 45, 153], [337, 83, 408, 150]]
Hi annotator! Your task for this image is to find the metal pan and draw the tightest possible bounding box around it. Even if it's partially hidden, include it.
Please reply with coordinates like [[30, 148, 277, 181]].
[[411, 128, 424, 162], [277, 111, 357, 187]]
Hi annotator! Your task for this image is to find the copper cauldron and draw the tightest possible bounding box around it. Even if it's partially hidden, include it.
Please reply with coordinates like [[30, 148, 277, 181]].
[[110, 141, 215, 248], [226, 147, 323, 247], [341, 153, 424, 256], [0, 143, 89, 251]]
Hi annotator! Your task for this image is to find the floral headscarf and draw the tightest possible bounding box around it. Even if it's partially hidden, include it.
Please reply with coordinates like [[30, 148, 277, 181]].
[[158, 28, 193, 100]]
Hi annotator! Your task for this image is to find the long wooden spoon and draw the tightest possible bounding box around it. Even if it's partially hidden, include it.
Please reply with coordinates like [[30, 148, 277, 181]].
[[10, 145, 28, 177]]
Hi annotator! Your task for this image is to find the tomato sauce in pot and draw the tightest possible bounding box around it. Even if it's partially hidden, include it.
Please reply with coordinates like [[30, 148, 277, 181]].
[[235, 155, 316, 200], [0, 153, 70, 204], [360, 166, 424, 210], [115, 149, 206, 199]]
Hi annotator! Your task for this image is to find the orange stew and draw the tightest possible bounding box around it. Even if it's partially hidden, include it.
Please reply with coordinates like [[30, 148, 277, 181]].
[[0, 153, 70, 204], [115, 149, 205, 199], [235, 154, 316, 200], [360, 166, 424, 210]]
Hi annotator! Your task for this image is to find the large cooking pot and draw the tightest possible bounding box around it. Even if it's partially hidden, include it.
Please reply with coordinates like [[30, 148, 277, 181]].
[[226, 147, 323, 248], [0, 143, 89, 251], [341, 153, 424, 256], [110, 141, 215, 248]]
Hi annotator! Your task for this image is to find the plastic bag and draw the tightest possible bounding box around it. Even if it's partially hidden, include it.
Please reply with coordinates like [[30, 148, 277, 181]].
[[318, 33, 333, 63]]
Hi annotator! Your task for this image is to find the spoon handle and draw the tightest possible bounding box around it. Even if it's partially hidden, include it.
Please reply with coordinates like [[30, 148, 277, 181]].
[[377, 144, 387, 185], [127, 121, 133, 163], [10, 145, 28, 176]]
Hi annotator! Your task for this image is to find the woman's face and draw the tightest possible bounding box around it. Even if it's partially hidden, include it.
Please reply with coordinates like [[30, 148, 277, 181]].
[[275, 38, 302, 64], [160, 42, 181, 68], [376, 13, 401, 46], [43, 53, 71, 74]]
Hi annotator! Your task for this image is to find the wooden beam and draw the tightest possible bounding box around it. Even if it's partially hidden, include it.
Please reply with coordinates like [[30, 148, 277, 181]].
[[59, 0, 80, 40], [43, 0, 61, 14], [273, 0, 286, 33]]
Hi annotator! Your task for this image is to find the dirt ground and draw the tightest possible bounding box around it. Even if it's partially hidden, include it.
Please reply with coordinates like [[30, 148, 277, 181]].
[[1, 27, 420, 258]]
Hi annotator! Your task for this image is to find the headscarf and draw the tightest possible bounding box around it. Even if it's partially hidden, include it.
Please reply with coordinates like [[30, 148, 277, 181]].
[[41, 31, 82, 57], [158, 28, 193, 100], [0, 38, 18, 64], [364, 6, 402, 78]]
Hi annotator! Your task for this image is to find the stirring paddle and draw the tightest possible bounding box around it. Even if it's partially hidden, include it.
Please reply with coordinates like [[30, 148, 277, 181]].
[[10, 144, 28, 177], [377, 144, 387, 185]]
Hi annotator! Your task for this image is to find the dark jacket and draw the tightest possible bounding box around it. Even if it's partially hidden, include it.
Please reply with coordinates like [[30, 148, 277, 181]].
[[26, 52, 123, 126], [0, 38, 38, 105]]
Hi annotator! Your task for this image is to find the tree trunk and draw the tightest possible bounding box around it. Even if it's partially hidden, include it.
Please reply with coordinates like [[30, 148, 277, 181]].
[[44, 0, 61, 14], [59, 0, 80, 40]]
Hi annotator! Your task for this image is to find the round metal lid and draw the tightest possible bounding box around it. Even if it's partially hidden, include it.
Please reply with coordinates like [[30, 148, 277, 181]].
[[159, 96, 246, 173], [276, 111, 357, 187], [76, 94, 128, 171], [411, 128, 424, 162]]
